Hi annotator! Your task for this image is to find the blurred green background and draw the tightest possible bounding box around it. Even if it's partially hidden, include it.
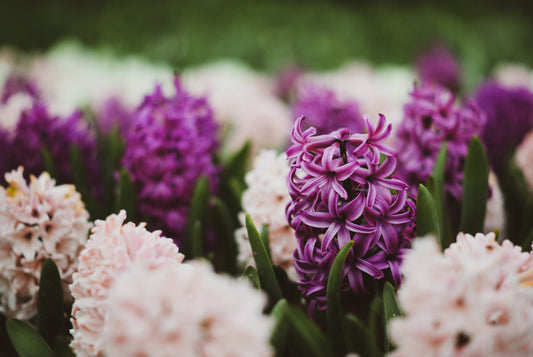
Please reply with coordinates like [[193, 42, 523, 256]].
[[1, 0, 532, 74]]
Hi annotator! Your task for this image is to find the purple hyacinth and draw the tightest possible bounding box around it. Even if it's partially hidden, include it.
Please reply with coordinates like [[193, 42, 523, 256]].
[[292, 86, 365, 135], [10, 102, 102, 194], [94, 97, 134, 136], [1, 74, 40, 103], [416, 45, 461, 93], [286, 114, 415, 313], [395, 82, 485, 201], [122, 77, 219, 244], [475, 81, 533, 171]]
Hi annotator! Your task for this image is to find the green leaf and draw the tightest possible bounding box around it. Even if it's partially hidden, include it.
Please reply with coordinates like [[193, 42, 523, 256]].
[[429, 143, 448, 245], [6, 319, 54, 357], [326, 240, 354, 355], [282, 302, 335, 357], [211, 197, 238, 274], [37, 259, 65, 348], [260, 224, 272, 262], [222, 140, 251, 185], [383, 282, 402, 352], [242, 265, 261, 289], [270, 299, 290, 357], [416, 184, 441, 244], [344, 314, 382, 357], [70, 145, 101, 217], [460, 136, 489, 234], [184, 176, 209, 259], [40, 147, 57, 179], [245, 214, 283, 304], [114, 168, 137, 218], [192, 220, 203, 258], [53, 335, 76, 357], [368, 296, 385, 355]]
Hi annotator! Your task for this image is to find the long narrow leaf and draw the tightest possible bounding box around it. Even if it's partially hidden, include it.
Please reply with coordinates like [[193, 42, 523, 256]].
[[344, 314, 382, 357], [260, 224, 272, 261], [326, 240, 354, 355], [37, 259, 65, 348], [383, 281, 402, 352], [270, 299, 290, 357], [245, 214, 283, 303], [6, 319, 54, 357], [40, 147, 57, 179], [416, 184, 441, 244], [114, 168, 137, 218], [242, 265, 261, 289], [212, 197, 238, 274], [184, 176, 209, 258], [460, 136, 489, 234], [192, 220, 203, 258]]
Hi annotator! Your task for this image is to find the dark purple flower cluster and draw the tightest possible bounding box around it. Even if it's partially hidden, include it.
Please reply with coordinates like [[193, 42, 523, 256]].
[[10, 103, 102, 191], [475, 81, 533, 171], [122, 77, 219, 244], [415, 45, 461, 93], [395, 82, 485, 200], [292, 86, 365, 135], [94, 97, 134, 136], [286, 114, 415, 312]]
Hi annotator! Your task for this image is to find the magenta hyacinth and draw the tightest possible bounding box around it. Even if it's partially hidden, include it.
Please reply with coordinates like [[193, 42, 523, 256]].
[[122, 77, 219, 244], [292, 86, 365, 135], [475, 81, 533, 171], [415, 45, 461, 93], [286, 114, 415, 313], [0, 74, 40, 103], [10, 102, 102, 195], [395, 82, 485, 200]]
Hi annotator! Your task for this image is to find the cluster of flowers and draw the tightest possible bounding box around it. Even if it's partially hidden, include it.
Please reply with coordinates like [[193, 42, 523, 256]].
[[286, 114, 416, 311]]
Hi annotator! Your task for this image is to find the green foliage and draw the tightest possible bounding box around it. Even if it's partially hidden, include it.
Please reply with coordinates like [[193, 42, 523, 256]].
[[460, 136, 489, 234], [326, 241, 354, 356], [184, 176, 210, 259], [6, 319, 54, 357], [114, 167, 137, 218], [245, 214, 283, 305], [37, 259, 65, 348], [416, 184, 441, 244]]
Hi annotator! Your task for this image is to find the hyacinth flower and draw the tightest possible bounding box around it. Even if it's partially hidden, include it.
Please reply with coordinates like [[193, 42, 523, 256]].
[[395, 82, 485, 201], [0, 74, 40, 104], [292, 85, 365, 135], [286, 114, 415, 313], [475, 81, 533, 172], [9, 102, 102, 197], [415, 44, 461, 93], [122, 77, 219, 244]]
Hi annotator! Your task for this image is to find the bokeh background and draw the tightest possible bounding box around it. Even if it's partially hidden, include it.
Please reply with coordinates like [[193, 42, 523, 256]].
[[2, 0, 532, 89]]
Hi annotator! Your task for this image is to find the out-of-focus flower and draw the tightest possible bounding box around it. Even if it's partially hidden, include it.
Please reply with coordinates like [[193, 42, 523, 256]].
[[0, 167, 91, 320], [69, 210, 184, 357], [121, 78, 219, 243], [493, 63, 532, 89], [484, 171, 505, 235], [10, 102, 102, 198], [292, 85, 365, 135], [103, 260, 273, 357], [235, 150, 297, 280], [389, 233, 533, 356], [516, 130, 533, 191], [415, 45, 461, 92], [395, 82, 485, 200], [287, 114, 415, 312], [475, 81, 533, 171], [274, 65, 305, 101], [0, 74, 39, 132], [93, 96, 134, 135], [29, 42, 173, 117], [184, 60, 291, 154]]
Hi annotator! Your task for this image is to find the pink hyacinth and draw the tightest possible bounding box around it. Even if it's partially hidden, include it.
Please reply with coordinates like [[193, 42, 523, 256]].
[[235, 150, 297, 280], [0, 167, 91, 320], [69, 210, 184, 357], [103, 261, 273, 357], [389, 233, 533, 356]]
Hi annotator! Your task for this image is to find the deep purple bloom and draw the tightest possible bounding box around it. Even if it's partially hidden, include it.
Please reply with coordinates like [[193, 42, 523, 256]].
[[416, 45, 461, 93], [475, 81, 533, 171], [1, 74, 40, 103], [287, 114, 415, 312], [10, 103, 102, 194], [395, 82, 485, 201], [292, 86, 365, 135], [122, 77, 219, 244], [94, 97, 134, 135]]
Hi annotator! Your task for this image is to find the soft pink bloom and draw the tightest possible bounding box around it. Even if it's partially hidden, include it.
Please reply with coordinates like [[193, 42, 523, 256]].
[[389, 233, 533, 357], [69, 210, 184, 357], [103, 260, 273, 357], [493, 63, 532, 89], [515, 130, 533, 192], [0, 167, 91, 319], [235, 150, 297, 280]]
